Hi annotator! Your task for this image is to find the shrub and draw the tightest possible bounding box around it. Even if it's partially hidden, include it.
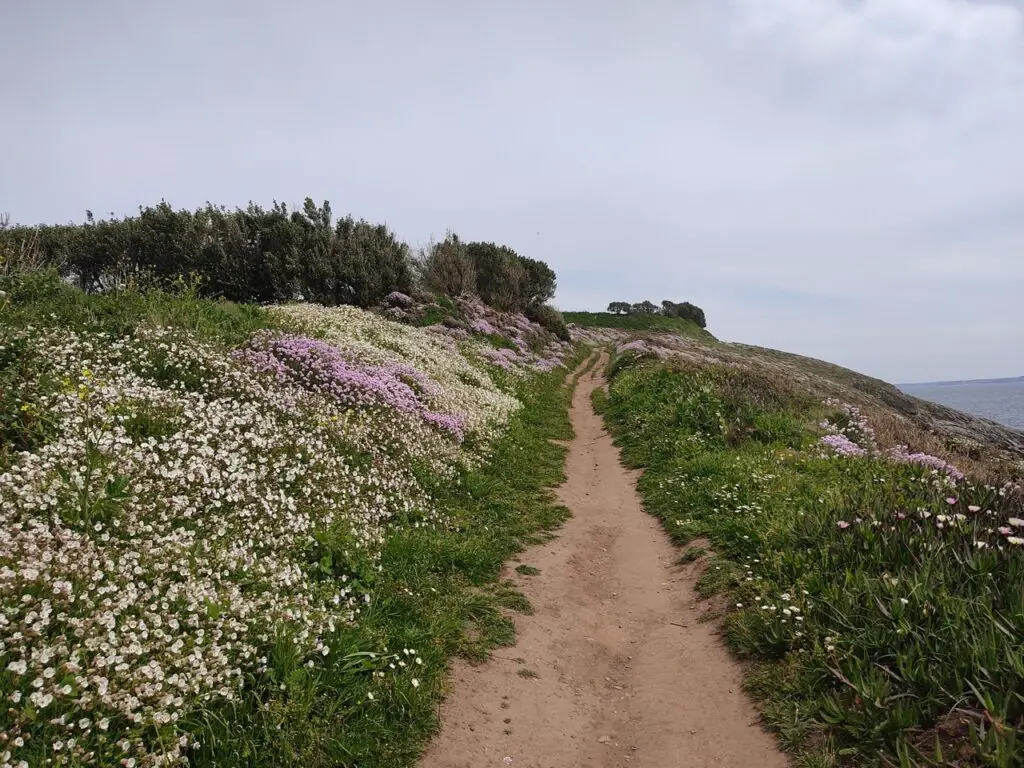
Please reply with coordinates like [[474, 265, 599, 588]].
[[419, 234, 476, 298], [526, 303, 570, 341], [0, 198, 412, 308], [662, 299, 707, 328]]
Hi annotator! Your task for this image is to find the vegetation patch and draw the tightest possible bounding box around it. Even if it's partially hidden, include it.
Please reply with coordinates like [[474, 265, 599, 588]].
[[563, 311, 716, 342], [0, 270, 580, 768], [601, 352, 1024, 767]]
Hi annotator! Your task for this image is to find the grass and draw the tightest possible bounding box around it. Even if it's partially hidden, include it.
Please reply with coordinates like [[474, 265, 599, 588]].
[[563, 311, 717, 342], [515, 564, 541, 576], [600, 353, 1024, 767], [677, 546, 707, 564], [0, 268, 289, 346]]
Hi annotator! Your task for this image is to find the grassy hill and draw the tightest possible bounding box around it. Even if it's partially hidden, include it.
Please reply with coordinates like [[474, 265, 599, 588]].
[[563, 311, 716, 341], [583, 326, 1024, 767]]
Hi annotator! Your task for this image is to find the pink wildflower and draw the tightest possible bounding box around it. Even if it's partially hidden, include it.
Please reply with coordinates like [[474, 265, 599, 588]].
[[837, 520, 850, 529]]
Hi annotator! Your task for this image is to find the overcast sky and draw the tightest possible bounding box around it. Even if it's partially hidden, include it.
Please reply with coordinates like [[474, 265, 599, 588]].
[[2, 1, 1022, 383]]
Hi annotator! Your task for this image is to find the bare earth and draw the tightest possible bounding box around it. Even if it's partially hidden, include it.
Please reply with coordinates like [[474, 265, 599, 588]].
[[420, 353, 788, 768]]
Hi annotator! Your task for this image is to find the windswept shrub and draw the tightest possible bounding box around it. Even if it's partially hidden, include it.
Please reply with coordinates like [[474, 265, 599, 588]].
[[526, 303, 570, 341], [419, 233, 476, 298], [0, 198, 412, 308]]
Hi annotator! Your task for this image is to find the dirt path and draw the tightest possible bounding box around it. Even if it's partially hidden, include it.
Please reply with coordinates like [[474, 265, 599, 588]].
[[420, 353, 788, 768]]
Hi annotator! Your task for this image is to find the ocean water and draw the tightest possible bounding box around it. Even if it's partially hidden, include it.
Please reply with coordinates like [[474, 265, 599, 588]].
[[900, 379, 1024, 431]]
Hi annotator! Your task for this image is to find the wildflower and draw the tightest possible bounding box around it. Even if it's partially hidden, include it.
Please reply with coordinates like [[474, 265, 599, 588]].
[[836, 520, 850, 529], [411, 678, 420, 688], [945, 497, 957, 505], [1009, 537, 1024, 546], [968, 505, 981, 513], [6, 659, 27, 675], [1009, 518, 1024, 527]]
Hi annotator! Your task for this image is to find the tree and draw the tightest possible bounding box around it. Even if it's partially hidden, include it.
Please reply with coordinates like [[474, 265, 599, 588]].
[[676, 301, 707, 328], [519, 256, 557, 308], [607, 301, 631, 314], [632, 300, 658, 315]]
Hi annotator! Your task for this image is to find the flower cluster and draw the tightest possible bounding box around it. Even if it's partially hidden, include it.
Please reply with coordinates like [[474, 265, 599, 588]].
[[234, 332, 465, 441], [615, 339, 650, 355], [0, 299, 567, 767], [819, 433, 867, 457], [820, 399, 877, 453], [384, 291, 413, 308], [888, 444, 964, 481]]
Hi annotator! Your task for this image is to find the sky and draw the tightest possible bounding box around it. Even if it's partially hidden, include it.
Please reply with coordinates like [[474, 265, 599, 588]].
[[2, 0, 1022, 384]]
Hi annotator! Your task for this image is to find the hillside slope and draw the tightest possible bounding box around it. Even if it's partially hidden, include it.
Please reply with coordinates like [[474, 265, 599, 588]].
[[0, 272, 577, 767], [581, 323, 1024, 766], [564, 311, 716, 342], [574, 324, 1024, 471]]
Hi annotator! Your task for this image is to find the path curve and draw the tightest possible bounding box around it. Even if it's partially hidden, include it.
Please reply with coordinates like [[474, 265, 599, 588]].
[[420, 352, 788, 768]]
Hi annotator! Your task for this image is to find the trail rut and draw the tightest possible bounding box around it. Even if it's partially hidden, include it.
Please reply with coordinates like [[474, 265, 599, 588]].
[[420, 353, 788, 768]]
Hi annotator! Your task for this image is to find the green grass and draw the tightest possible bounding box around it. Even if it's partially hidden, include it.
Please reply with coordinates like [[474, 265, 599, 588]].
[[0, 269, 291, 346], [563, 311, 717, 341], [600, 353, 1024, 767], [515, 564, 541, 576]]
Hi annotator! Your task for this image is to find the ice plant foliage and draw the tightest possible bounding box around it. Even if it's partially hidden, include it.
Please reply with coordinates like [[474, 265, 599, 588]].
[[0, 302, 570, 767], [602, 352, 1024, 765]]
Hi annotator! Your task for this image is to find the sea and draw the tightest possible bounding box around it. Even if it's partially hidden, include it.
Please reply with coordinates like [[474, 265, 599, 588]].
[[900, 378, 1024, 432]]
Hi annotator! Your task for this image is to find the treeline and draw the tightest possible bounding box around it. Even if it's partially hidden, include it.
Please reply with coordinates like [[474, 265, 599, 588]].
[[606, 299, 706, 328], [0, 199, 561, 328]]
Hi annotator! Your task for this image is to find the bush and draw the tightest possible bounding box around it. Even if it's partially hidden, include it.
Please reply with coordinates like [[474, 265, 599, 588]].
[[526, 303, 570, 341], [464, 241, 556, 313], [419, 234, 476, 298], [662, 299, 707, 328], [0, 198, 412, 308]]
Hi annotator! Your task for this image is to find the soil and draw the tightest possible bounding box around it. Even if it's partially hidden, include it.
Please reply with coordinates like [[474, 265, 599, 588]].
[[420, 353, 789, 768]]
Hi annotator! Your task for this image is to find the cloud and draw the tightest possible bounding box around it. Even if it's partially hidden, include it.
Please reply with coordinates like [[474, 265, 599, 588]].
[[0, 0, 1021, 382]]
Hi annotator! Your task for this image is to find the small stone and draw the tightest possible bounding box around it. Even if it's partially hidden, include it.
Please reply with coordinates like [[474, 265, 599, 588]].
[[598, 735, 612, 744]]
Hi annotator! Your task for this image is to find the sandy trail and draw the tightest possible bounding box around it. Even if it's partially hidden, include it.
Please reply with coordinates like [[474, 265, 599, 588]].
[[420, 353, 788, 768]]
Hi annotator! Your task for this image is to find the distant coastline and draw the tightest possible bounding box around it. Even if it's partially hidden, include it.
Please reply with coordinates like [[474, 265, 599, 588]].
[[901, 375, 1024, 388], [900, 376, 1024, 431]]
